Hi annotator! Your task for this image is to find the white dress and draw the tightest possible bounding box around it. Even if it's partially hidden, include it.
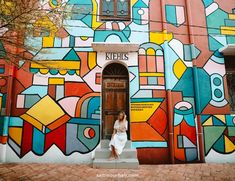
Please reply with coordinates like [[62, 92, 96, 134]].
[[109, 119, 128, 155]]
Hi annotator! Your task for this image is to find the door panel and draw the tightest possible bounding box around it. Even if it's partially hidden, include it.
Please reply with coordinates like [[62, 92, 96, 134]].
[[103, 115, 116, 138], [102, 78, 129, 139]]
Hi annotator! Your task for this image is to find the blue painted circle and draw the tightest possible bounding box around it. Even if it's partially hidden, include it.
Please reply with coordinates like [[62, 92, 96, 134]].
[[50, 69, 59, 75], [213, 77, 222, 86], [214, 89, 223, 98]]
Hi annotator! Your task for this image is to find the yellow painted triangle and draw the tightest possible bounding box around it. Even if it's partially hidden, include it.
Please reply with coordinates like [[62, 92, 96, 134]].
[[203, 117, 213, 126], [214, 115, 226, 124], [224, 135, 235, 153]]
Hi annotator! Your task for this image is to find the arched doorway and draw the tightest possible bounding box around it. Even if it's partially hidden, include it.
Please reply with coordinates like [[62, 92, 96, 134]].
[[102, 62, 130, 140]]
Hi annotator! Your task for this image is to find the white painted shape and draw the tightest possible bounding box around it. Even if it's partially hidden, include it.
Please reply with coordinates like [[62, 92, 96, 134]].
[[5, 144, 94, 164], [75, 37, 93, 47], [83, 66, 101, 92], [169, 39, 184, 60], [205, 149, 235, 163], [140, 85, 165, 90], [132, 90, 153, 98], [211, 35, 227, 46], [128, 23, 149, 44], [35, 73, 84, 82], [203, 59, 226, 76], [176, 6, 185, 25], [205, 3, 219, 16], [129, 72, 136, 82], [16, 95, 25, 108], [62, 36, 70, 47], [0, 144, 6, 162], [33, 74, 49, 85], [58, 97, 80, 117], [106, 22, 112, 30], [184, 61, 193, 67], [141, 8, 149, 25], [118, 22, 126, 30], [105, 35, 122, 42]]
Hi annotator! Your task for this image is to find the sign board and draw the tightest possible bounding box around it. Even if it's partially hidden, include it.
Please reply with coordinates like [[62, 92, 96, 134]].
[[104, 80, 127, 89], [105, 52, 129, 61]]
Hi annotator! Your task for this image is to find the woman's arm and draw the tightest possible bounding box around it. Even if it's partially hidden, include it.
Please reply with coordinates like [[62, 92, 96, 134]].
[[119, 121, 128, 132], [112, 128, 116, 138], [112, 121, 117, 138]]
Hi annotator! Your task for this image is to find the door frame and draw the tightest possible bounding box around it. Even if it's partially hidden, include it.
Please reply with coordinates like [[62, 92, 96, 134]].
[[101, 61, 131, 140]]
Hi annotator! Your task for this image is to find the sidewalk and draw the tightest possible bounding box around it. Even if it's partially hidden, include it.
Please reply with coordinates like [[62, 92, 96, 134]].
[[0, 163, 234, 181]]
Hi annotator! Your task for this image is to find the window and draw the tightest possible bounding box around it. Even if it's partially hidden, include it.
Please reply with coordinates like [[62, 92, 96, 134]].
[[225, 56, 235, 113], [100, 0, 130, 21]]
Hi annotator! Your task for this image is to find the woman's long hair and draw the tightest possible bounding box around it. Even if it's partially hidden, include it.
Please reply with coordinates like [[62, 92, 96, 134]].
[[118, 111, 126, 121]]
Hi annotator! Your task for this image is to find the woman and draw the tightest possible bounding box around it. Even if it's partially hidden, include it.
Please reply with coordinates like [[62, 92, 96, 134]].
[[108, 111, 128, 160]]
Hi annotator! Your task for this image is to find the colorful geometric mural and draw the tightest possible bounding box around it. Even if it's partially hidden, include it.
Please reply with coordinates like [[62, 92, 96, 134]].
[[173, 101, 198, 162], [0, 0, 234, 164], [201, 115, 235, 159]]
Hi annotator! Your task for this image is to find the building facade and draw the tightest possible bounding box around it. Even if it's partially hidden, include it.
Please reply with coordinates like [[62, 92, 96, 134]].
[[0, 0, 235, 164]]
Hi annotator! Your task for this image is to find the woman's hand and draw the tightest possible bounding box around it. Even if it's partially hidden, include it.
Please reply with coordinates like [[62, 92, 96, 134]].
[[119, 124, 127, 132]]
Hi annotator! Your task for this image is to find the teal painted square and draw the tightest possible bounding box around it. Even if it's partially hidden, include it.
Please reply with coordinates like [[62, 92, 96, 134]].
[[0, 116, 9, 136], [165, 5, 177, 26], [148, 77, 157, 85], [227, 36, 235, 44], [203, 0, 214, 7], [225, 19, 235, 26], [32, 128, 45, 155], [9, 117, 23, 127], [69, 36, 75, 48], [184, 45, 192, 61], [25, 95, 41, 108], [0, 68, 4, 74]]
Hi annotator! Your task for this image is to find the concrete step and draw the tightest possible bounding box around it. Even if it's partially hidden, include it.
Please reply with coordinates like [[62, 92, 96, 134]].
[[93, 158, 139, 169], [95, 148, 137, 159], [101, 139, 132, 149]]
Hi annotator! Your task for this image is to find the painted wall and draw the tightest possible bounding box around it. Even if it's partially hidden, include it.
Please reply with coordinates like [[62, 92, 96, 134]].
[[0, 0, 234, 164]]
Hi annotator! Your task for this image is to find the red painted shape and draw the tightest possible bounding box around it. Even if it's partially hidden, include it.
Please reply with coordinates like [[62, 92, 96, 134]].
[[0, 136, 7, 144], [0, 78, 7, 87], [11, 78, 28, 116], [137, 148, 170, 164], [48, 84, 56, 99], [44, 124, 66, 153], [65, 82, 92, 97], [147, 107, 167, 135], [77, 52, 89, 77], [89, 128, 95, 138], [138, 55, 147, 72], [21, 121, 33, 157], [180, 120, 197, 145]]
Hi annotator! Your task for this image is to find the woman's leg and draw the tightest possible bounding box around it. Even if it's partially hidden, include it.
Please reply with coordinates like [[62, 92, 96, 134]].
[[113, 147, 119, 159], [114, 149, 120, 159], [108, 145, 115, 160]]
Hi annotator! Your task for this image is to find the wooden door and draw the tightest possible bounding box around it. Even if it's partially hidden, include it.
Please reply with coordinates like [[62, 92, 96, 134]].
[[102, 63, 129, 139], [102, 78, 128, 139]]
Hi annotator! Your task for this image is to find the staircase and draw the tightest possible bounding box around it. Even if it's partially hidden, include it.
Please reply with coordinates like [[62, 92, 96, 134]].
[[92, 140, 139, 169]]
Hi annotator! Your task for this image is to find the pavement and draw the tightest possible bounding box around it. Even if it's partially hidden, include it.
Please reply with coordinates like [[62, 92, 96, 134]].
[[0, 163, 234, 181]]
